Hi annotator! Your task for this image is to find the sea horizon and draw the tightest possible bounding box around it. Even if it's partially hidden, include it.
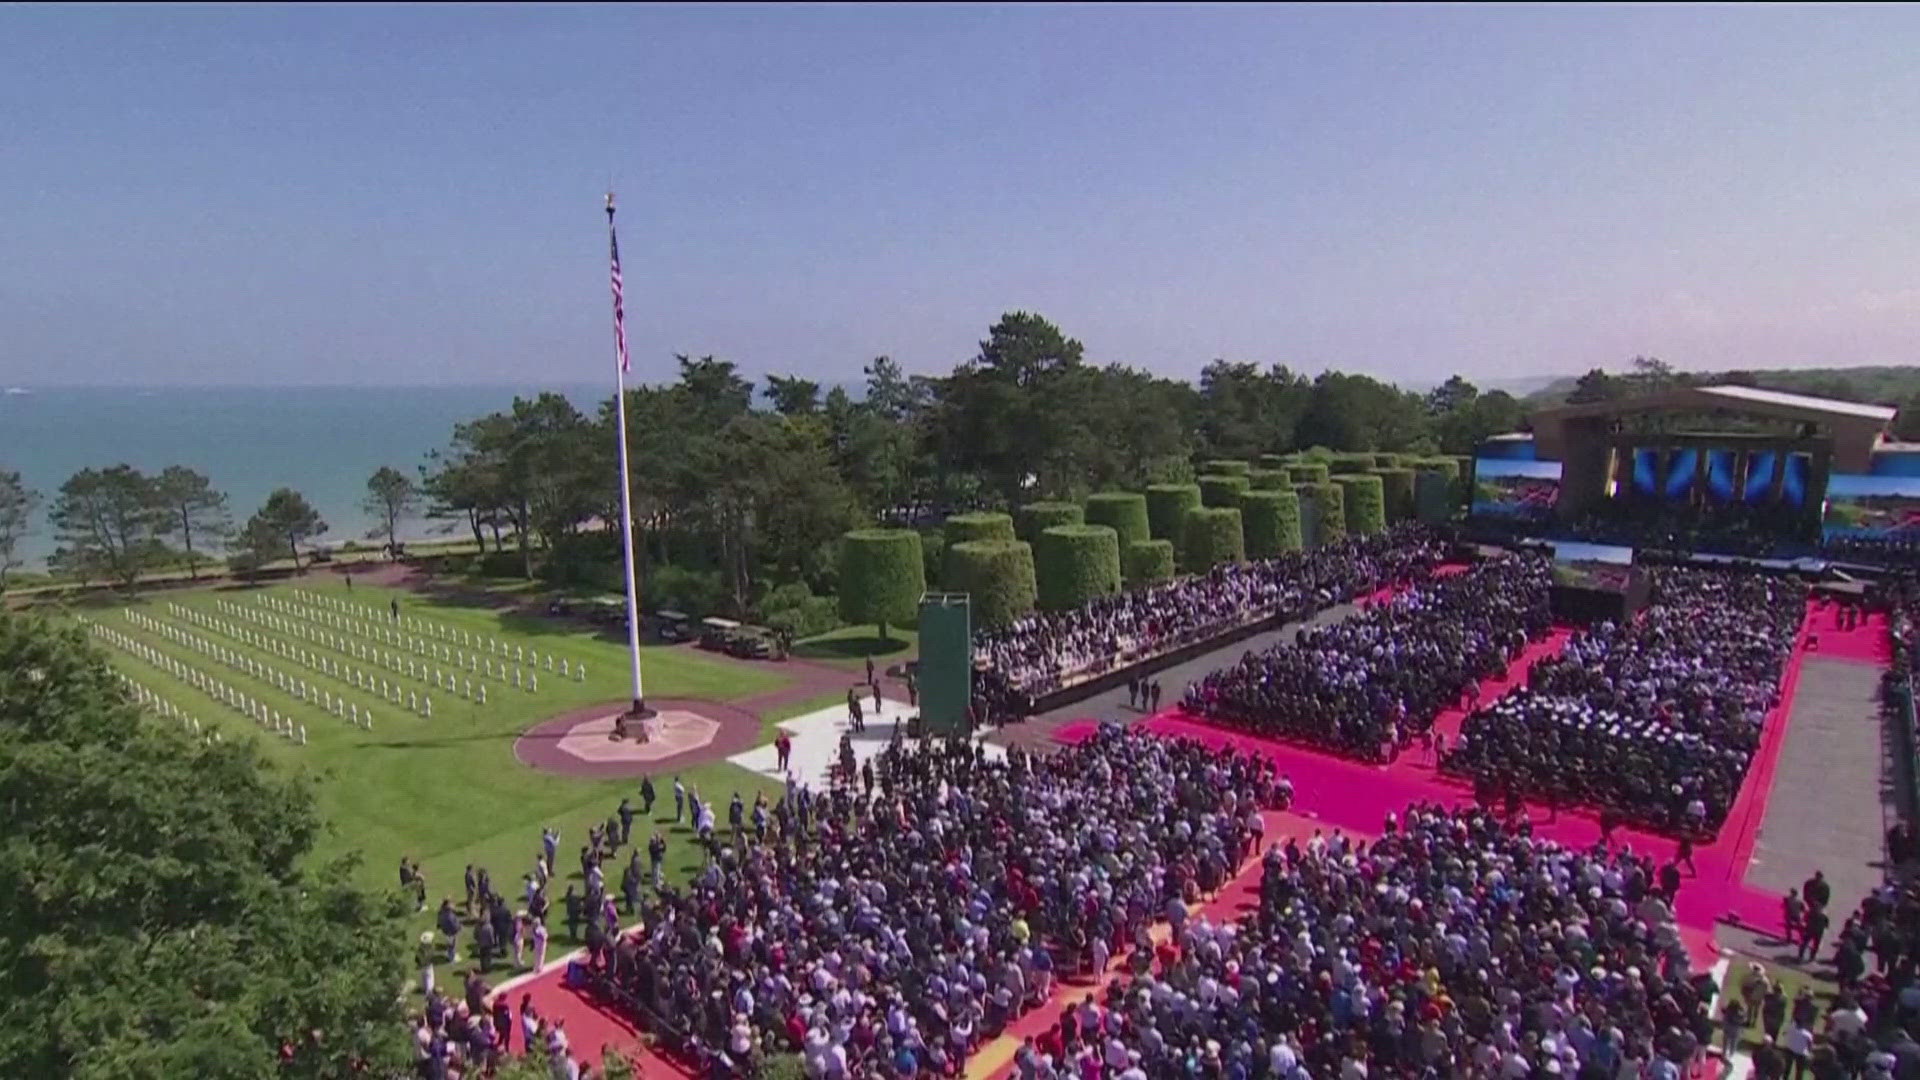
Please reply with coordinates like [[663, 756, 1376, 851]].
[[2, 384, 609, 570]]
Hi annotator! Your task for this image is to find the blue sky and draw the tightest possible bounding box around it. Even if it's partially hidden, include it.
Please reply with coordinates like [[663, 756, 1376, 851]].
[[5, 5, 1920, 389]]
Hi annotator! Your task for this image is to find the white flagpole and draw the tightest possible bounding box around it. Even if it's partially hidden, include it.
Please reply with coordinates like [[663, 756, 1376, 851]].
[[607, 193, 650, 720]]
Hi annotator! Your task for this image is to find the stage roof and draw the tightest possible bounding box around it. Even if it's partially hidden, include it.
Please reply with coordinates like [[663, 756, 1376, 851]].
[[1529, 383, 1896, 472]]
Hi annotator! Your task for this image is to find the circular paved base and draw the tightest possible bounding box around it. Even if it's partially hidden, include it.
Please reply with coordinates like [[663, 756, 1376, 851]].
[[513, 698, 760, 778]]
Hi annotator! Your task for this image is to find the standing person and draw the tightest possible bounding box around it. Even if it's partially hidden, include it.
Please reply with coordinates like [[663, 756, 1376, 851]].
[[1800, 905, 1830, 962], [531, 916, 549, 972], [463, 865, 477, 916], [345, 572, 352, 591], [617, 798, 634, 846], [865, 655, 875, 685], [648, 831, 667, 888], [563, 885, 581, 942], [417, 932, 438, 997], [775, 731, 792, 773], [639, 775, 655, 815], [437, 898, 461, 964], [672, 776, 686, 824], [907, 671, 918, 709], [391, 598, 400, 622]]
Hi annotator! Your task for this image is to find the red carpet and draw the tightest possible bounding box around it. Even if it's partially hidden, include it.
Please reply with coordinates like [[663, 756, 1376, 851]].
[[1058, 597, 1853, 956], [485, 951, 682, 1077], [1801, 599, 1890, 666]]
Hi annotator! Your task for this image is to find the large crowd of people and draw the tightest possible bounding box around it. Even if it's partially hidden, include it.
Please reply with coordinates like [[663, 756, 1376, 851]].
[[586, 726, 1281, 1077], [1016, 801, 1723, 1080], [1444, 568, 1807, 836], [1180, 555, 1553, 761], [971, 527, 1443, 719]]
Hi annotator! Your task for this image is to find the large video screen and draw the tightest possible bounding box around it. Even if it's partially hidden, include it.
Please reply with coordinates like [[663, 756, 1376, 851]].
[[1472, 458, 1561, 519], [1824, 473, 1920, 541]]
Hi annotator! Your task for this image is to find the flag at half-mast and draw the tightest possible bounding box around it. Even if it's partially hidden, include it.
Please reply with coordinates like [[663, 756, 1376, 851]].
[[609, 207, 630, 374]]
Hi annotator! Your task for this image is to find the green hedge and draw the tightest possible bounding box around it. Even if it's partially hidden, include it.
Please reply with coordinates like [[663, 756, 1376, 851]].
[[1333, 474, 1386, 535], [1303, 481, 1347, 545], [1286, 462, 1330, 486], [1202, 459, 1251, 476], [1198, 474, 1251, 508], [1327, 452, 1376, 475], [1373, 453, 1407, 469], [1015, 502, 1084, 544], [1124, 539, 1176, 587], [943, 512, 1015, 546], [1182, 507, 1245, 570], [1084, 491, 1150, 548], [945, 540, 1037, 630], [1236, 488, 1303, 558], [1257, 453, 1292, 471], [1371, 467, 1416, 522], [1035, 524, 1122, 612], [837, 529, 925, 635], [1247, 468, 1289, 491], [1145, 483, 1202, 543]]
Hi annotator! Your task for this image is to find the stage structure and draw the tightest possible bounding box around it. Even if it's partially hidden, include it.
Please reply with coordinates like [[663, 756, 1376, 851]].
[[916, 593, 972, 737], [1511, 385, 1896, 527]]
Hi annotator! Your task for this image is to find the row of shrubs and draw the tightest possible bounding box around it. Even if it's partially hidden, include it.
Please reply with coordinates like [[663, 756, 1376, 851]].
[[837, 452, 1472, 633]]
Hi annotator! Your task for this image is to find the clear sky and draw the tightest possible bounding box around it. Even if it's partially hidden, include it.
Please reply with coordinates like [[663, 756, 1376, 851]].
[[5, 4, 1920, 390]]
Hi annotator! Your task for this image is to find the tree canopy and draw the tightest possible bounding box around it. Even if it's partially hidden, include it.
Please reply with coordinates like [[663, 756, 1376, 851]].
[[0, 613, 409, 1077]]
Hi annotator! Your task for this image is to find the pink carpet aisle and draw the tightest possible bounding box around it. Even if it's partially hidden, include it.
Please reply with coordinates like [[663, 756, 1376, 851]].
[[1058, 596, 1882, 962]]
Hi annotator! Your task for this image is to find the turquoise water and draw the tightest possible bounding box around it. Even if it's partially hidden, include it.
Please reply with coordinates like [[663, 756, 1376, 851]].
[[1, 385, 603, 569]]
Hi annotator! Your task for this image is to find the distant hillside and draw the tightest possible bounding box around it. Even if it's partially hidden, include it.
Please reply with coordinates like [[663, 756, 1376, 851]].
[[1525, 365, 1920, 407]]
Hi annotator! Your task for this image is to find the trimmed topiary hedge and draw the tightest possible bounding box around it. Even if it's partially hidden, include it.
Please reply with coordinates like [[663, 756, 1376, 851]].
[[1236, 488, 1303, 558], [1334, 474, 1386, 535], [1305, 481, 1347, 544], [1124, 539, 1176, 586], [1145, 483, 1202, 543], [1198, 474, 1251, 508], [1286, 462, 1330, 486], [1084, 491, 1150, 549], [1373, 453, 1407, 469], [837, 529, 925, 637], [1248, 468, 1291, 491], [1035, 524, 1122, 612], [945, 539, 1037, 630], [943, 512, 1015, 546], [1015, 502, 1084, 544], [1257, 453, 1292, 471], [1327, 452, 1376, 475], [1202, 460, 1251, 477], [1371, 467, 1416, 522], [1182, 507, 1246, 570]]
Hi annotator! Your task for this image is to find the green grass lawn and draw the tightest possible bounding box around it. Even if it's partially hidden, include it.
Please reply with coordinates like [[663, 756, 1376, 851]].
[[792, 624, 918, 667], [72, 576, 792, 992], [1718, 954, 1844, 1055]]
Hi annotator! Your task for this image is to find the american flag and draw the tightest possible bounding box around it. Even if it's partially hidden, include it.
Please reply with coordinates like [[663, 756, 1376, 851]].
[[609, 204, 630, 374]]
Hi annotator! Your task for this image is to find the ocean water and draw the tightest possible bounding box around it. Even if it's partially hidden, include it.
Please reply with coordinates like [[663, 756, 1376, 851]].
[[1, 385, 604, 569]]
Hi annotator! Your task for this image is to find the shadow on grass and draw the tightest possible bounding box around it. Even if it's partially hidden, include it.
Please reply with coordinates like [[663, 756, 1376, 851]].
[[793, 633, 915, 663]]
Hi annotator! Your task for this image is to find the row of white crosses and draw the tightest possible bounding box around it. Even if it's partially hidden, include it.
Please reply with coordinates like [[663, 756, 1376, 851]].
[[202, 598, 459, 710], [138, 606, 379, 730], [280, 587, 588, 689], [84, 617, 307, 744], [101, 652, 221, 745], [162, 602, 412, 722]]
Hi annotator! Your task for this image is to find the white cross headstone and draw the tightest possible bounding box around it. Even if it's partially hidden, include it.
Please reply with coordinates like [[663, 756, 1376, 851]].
[[409, 691, 418, 711], [423, 696, 432, 718], [478, 685, 487, 705], [464, 678, 473, 699], [545, 654, 554, 671], [560, 659, 570, 678], [513, 668, 522, 689], [576, 662, 585, 682], [299, 724, 308, 745], [529, 672, 538, 693], [516, 645, 524, 662]]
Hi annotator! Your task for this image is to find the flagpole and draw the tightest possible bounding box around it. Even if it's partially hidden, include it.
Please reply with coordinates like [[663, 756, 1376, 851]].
[[607, 193, 652, 723]]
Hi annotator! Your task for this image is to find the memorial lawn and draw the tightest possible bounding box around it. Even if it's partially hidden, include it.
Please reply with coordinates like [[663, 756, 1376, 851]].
[[74, 577, 789, 974]]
